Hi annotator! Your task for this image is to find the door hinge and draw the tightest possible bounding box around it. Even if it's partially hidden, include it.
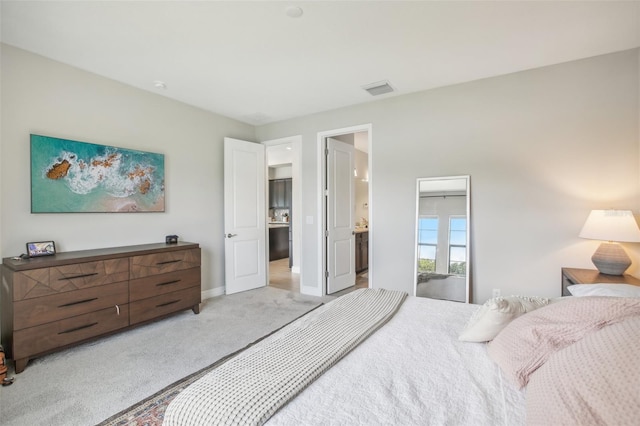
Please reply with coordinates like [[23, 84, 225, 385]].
[[324, 230, 329, 237], [325, 271, 329, 278], [325, 148, 329, 157]]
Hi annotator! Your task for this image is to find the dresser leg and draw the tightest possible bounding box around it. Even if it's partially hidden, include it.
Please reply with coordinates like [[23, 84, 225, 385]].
[[192, 304, 200, 314], [14, 358, 28, 374]]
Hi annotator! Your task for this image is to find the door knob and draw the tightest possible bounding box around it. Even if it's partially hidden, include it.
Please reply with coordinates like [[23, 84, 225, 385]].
[[226, 233, 237, 238]]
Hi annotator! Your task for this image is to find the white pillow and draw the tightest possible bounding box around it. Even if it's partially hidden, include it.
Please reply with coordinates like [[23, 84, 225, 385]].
[[459, 295, 549, 342], [567, 283, 640, 297]]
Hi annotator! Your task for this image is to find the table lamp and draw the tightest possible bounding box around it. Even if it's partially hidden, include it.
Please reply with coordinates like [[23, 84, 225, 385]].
[[579, 209, 640, 275]]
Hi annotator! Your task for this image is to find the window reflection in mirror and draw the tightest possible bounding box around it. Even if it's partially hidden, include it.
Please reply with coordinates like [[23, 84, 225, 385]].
[[415, 176, 470, 303]]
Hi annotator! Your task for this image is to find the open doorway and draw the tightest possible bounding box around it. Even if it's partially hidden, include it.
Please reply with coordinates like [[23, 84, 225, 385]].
[[318, 125, 371, 296], [264, 137, 301, 293]]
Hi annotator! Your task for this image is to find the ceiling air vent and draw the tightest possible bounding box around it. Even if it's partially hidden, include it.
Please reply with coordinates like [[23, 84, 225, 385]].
[[362, 80, 395, 96]]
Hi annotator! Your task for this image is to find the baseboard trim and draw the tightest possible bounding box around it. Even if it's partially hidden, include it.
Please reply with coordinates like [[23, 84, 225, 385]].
[[300, 284, 322, 297], [202, 287, 225, 300], [291, 266, 300, 274]]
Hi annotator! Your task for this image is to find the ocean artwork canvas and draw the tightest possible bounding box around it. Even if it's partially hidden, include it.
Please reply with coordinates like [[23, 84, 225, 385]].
[[31, 134, 165, 213]]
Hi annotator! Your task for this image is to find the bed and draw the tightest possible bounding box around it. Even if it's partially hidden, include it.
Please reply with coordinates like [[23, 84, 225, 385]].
[[266, 295, 524, 426], [164, 287, 640, 426]]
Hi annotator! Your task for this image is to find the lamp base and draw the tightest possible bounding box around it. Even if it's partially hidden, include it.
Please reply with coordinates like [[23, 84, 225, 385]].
[[591, 242, 631, 275]]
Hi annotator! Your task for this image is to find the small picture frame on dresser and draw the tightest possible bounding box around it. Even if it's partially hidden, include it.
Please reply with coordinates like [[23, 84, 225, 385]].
[[26, 241, 56, 257]]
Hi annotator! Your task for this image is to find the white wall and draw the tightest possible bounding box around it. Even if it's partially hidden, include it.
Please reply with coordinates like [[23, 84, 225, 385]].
[[2, 45, 639, 304], [268, 166, 292, 179], [256, 49, 640, 303], [0, 45, 256, 296], [0, 44, 4, 273]]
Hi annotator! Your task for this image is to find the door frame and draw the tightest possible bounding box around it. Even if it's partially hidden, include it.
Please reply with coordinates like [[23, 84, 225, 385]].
[[316, 124, 373, 296]]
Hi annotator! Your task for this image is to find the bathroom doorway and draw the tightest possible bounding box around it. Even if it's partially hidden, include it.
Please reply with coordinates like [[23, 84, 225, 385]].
[[319, 127, 370, 295]]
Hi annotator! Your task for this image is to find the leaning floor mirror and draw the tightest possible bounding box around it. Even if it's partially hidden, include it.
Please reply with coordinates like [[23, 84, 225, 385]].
[[414, 176, 470, 303]]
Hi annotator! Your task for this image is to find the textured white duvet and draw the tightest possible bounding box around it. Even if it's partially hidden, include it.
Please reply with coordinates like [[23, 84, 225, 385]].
[[268, 296, 525, 426]]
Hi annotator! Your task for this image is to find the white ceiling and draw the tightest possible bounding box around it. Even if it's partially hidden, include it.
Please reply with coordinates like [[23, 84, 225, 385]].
[[2, 1, 639, 126]]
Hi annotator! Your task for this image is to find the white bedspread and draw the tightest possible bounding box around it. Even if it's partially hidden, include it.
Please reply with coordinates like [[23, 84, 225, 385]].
[[268, 296, 525, 425], [164, 289, 406, 425]]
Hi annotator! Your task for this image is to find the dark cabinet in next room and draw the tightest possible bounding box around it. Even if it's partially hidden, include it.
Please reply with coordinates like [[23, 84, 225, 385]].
[[269, 179, 292, 209], [269, 226, 289, 261], [355, 231, 369, 273]]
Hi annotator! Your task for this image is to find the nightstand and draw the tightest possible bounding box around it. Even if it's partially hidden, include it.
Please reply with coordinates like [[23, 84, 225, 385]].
[[561, 267, 640, 296]]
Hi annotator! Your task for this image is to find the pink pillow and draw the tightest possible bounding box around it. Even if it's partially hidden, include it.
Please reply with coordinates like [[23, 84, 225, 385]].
[[487, 296, 640, 388], [527, 317, 640, 425]]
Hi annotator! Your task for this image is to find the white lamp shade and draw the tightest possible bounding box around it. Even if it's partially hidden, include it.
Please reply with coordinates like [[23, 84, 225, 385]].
[[579, 210, 640, 243]]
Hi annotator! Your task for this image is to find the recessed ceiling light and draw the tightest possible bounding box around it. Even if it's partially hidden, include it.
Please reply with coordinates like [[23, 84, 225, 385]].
[[286, 147, 292, 150], [153, 80, 167, 90], [285, 6, 303, 18]]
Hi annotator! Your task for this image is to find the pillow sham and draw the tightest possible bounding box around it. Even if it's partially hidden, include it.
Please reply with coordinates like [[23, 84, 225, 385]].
[[487, 296, 640, 388], [526, 317, 640, 425], [458, 295, 549, 342], [567, 283, 640, 297]]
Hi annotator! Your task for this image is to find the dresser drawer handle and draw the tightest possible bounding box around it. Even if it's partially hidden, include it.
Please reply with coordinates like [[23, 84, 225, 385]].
[[58, 272, 99, 280], [156, 259, 182, 265], [156, 279, 181, 287], [156, 299, 180, 308], [58, 322, 98, 335], [59, 297, 98, 308]]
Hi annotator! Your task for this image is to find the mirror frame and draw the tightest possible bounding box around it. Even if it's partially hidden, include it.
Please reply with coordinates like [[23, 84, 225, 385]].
[[413, 175, 471, 303]]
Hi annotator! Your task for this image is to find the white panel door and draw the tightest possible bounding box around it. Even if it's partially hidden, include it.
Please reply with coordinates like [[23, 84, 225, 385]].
[[224, 137, 267, 295], [326, 138, 355, 294]]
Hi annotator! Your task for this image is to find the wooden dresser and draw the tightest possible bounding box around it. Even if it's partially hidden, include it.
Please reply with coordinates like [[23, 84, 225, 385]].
[[1, 242, 201, 373]]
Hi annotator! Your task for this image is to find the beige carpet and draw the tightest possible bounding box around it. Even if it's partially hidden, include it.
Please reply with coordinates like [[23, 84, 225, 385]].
[[0, 287, 326, 426]]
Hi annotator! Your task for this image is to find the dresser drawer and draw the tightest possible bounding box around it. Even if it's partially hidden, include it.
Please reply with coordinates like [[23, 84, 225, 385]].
[[130, 286, 200, 325], [13, 268, 50, 301], [130, 267, 200, 302], [14, 258, 129, 301], [13, 281, 129, 330], [13, 304, 129, 359], [51, 258, 129, 291], [130, 248, 201, 279]]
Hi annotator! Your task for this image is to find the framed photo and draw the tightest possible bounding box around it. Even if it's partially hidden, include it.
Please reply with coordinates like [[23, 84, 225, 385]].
[[26, 241, 56, 257], [30, 134, 165, 213]]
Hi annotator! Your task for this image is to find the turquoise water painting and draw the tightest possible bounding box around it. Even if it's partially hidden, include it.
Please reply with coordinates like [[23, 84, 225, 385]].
[[31, 134, 165, 213]]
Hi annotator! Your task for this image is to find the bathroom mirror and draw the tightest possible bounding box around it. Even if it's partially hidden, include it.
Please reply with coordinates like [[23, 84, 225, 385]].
[[414, 176, 470, 303]]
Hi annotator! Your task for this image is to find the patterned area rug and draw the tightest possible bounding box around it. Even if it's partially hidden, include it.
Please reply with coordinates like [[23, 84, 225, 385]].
[[99, 304, 322, 426]]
